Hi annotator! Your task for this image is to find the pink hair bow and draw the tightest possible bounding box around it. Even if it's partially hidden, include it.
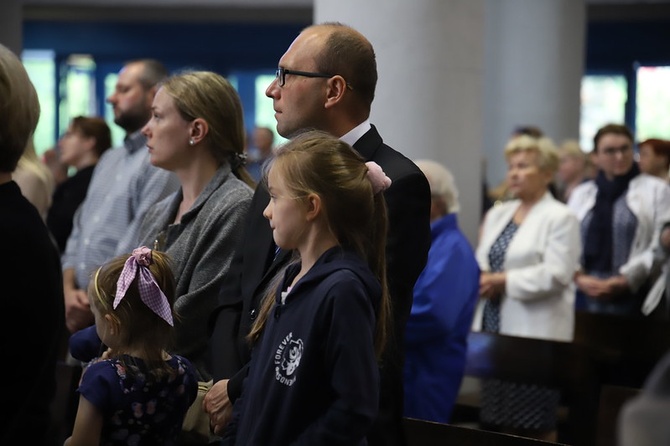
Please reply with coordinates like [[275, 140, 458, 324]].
[[365, 161, 392, 194], [113, 246, 174, 326]]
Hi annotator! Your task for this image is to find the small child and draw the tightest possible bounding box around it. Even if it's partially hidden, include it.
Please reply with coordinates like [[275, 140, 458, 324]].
[[64, 246, 198, 446], [222, 129, 392, 445]]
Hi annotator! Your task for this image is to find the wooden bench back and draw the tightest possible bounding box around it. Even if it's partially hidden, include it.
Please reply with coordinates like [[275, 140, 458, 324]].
[[463, 331, 599, 446], [574, 311, 670, 388], [595, 384, 642, 446], [404, 417, 568, 446]]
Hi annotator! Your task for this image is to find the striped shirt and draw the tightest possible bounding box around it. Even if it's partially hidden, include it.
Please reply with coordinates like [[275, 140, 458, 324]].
[[61, 130, 179, 289]]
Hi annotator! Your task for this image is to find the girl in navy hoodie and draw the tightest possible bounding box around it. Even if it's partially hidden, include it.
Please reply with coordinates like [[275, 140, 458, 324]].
[[222, 129, 392, 445]]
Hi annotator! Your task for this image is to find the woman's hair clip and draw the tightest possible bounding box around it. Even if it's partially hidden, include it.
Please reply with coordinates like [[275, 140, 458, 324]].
[[231, 152, 247, 170]]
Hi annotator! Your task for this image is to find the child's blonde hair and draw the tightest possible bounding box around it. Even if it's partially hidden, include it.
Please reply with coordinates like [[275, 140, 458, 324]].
[[247, 130, 391, 359], [90, 249, 177, 379]]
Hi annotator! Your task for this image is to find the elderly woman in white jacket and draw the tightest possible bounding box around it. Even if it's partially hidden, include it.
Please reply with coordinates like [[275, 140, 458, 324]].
[[568, 123, 670, 317], [473, 134, 581, 442]]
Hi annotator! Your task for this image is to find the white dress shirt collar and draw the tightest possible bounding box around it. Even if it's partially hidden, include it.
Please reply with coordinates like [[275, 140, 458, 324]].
[[340, 119, 371, 147]]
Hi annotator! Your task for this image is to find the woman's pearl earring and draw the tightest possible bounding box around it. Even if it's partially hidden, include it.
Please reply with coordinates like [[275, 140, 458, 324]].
[[189, 138, 195, 146]]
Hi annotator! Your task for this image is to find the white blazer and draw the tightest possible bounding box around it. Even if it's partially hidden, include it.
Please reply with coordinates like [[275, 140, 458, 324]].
[[472, 192, 581, 341]]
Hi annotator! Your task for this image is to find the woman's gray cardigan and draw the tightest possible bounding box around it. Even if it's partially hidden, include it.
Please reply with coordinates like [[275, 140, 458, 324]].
[[137, 164, 253, 380]]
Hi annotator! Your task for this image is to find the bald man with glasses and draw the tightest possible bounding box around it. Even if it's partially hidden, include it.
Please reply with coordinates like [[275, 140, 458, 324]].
[[207, 22, 431, 446]]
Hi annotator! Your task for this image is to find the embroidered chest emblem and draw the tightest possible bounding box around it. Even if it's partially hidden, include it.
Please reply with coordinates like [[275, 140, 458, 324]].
[[274, 332, 304, 386]]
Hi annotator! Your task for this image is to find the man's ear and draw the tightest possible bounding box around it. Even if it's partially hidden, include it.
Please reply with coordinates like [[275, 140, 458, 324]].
[[324, 75, 348, 109], [305, 193, 322, 221]]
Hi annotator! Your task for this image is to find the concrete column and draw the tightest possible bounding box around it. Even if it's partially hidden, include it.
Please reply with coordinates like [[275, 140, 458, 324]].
[[314, 0, 586, 245], [314, 0, 486, 245], [483, 0, 586, 189], [0, 0, 23, 55]]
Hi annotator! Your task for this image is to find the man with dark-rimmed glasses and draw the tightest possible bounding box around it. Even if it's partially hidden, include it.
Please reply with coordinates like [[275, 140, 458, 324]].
[[207, 22, 431, 446], [275, 66, 354, 90], [275, 66, 331, 86]]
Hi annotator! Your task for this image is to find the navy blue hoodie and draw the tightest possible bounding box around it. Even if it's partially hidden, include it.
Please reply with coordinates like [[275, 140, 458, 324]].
[[224, 246, 382, 445]]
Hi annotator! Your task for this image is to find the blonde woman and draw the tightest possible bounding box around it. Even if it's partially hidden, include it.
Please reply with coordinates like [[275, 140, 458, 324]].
[[12, 137, 55, 220], [556, 139, 588, 203], [473, 134, 581, 441], [136, 70, 255, 382]]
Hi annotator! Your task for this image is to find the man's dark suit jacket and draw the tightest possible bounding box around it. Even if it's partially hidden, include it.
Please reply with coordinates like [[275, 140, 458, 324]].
[[209, 124, 431, 446]]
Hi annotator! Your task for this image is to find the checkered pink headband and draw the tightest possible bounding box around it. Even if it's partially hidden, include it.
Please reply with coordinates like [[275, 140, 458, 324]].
[[113, 246, 174, 326]]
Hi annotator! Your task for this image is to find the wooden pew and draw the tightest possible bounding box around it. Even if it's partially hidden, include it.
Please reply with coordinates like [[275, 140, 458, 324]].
[[404, 417, 568, 446], [573, 312, 670, 445], [595, 384, 642, 446], [573, 311, 670, 388], [453, 314, 668, 445], [461, 331, 599, 446]]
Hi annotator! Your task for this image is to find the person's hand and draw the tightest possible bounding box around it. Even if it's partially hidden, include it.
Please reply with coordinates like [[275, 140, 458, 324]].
[[204, 379, 233, 435], [479, 271, 505, 300], [100, 348, 113, 360], [575, 273, 605, 298], [604, 275, 630, 295], [64, 287, 93, 333], [575, 274, 628, 299]]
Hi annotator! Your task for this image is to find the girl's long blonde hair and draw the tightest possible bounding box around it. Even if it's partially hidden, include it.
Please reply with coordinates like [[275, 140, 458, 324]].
[[247, 130, 391, 359]]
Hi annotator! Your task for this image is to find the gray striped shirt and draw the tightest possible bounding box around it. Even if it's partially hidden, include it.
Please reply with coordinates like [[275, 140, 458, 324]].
[[61, 130, 179, 289]]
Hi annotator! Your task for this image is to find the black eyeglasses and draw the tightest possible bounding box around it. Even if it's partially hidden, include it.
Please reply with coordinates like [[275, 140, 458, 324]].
[[600, 145, 632, 156], [275, 67, 332, 87]]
